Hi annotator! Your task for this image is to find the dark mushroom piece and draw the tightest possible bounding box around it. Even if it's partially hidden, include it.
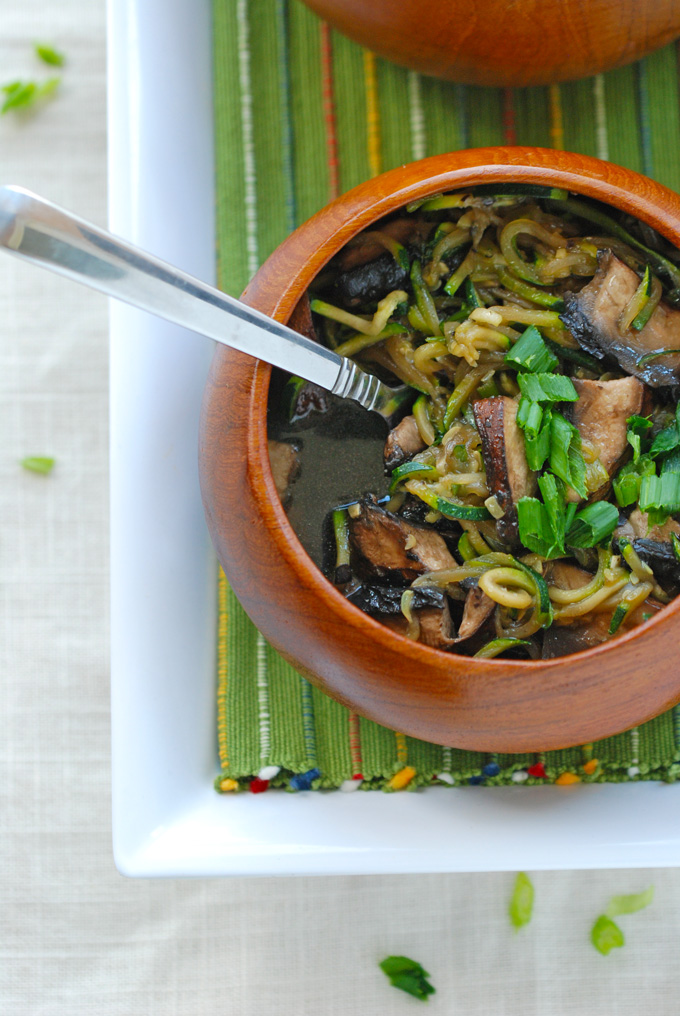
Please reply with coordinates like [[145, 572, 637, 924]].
[[384, 414, 426, 471], [473, 396, 536, 546], [561, 251, 680, 387], [348, 498, 456, 584], [457, 584, 495, 641], [625, 539, 680, 593], [346, 584, 457, 650], [569, 376, 647, 498], [332, 251, 410, 309], [381, 602, 457, 651]]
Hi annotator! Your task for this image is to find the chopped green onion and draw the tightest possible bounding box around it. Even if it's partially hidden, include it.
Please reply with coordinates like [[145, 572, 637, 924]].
[[522, 400, 544, 441], [524, 406, 553, 471], [566, 501, 618, 548], [605, 886, 654, 918], [517, 372, 578, 404], [639, 472, 680, 513], [35, 43, 65, 66], [474, 637, 532, 659], [389, 460, 439, 493], [509, 872, 534, 930], [504, 325, 559, 374], [549, 413, 587, 499], [379, 956, 435, 1002], [20, 456, 55, 474], [591, 915, 625, 956], [612, 456, 656, 507], [516, 473, 565, 560], [626, 415, 653, 462]]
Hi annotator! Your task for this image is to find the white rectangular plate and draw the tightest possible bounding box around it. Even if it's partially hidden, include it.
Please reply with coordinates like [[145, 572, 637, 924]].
[[108, 0, 680, 877]]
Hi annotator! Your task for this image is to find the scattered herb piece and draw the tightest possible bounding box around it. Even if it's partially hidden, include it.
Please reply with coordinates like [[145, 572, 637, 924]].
[[517, 372, 578, 404], [549, 413, 587, 498], [21, 456, 55, 475], [379, 956, 436, 1002], [509, 871, 534, 929], [1, 76, 60, 114], [605, 886, 654, 918], [591, 915, 625, 956], [35, 43, 65, 67]]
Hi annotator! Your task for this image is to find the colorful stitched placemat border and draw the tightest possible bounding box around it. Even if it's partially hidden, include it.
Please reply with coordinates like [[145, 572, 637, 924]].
[[213, 0, 680, 794]]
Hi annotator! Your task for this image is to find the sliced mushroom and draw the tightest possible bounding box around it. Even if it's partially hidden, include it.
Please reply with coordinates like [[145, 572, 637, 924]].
[[457, 584, 495, 641], [569, 376, 646, 496], [349, 499, 456, 583], [561, 251, 680, 387], [384, 415, 427, 471], [473, 396, 536, 545], [380, 602, 457, 651], [267, 440, 300, 505], [332, 251, 410, 309], [626, 539, 680, 592]]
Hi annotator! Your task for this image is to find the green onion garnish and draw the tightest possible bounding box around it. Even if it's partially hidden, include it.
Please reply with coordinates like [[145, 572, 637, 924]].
[[517, 473, 566, 560], [517, 372, 578, 404], [591, 915, 625, 956], [35, 43, 65, 67], [549, 413, 587, 499], [566, 501, 618, 548], [504, 325, 558, 374], [639, 472, 680, 513], [509, 872, 535, 930], [626, 415, 652, 462], [605, 886, 654, 917], [612, 456, 655, 507], [649, 424, 680, 459], [20, 456, 55, 474], [379, 956, 436, 1002]]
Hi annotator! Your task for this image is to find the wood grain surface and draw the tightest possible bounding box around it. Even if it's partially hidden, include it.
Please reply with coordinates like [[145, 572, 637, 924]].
[[199, 147, 680, 751], [301, 0, 680, 87]]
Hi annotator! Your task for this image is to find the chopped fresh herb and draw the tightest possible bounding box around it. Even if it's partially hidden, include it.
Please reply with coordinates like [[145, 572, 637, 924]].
[[566, 501, 618, 548], [504, 325, 558, 374], [1, 76, 60, 114], [591, 915, 625, 956], [20, 456, 55, 475], [35, 43, 65, 66], [509, 872, 534, 929], [549, 413, 587, 498], [517, 372, 578, 404], [379, 956, 435, 1002], [612, 456, 656, 507], [626, 415, 652, 463], [639, 472, 680, 514], [517, 474, 567, 560], [605, 886, 654, 918]]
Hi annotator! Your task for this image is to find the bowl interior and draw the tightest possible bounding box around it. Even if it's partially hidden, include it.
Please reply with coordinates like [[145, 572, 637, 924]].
[[201, 147, 680, 750]]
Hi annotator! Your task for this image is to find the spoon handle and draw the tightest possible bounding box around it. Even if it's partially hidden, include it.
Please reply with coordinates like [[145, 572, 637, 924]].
[[0, 184, 392, 411]]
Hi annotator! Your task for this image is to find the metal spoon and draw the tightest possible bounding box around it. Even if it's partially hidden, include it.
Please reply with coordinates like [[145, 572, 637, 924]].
[[0, 185, 407, 419]]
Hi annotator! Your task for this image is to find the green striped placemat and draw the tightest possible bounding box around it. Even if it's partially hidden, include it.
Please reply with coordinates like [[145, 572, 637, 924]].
[[213, 0, 680, 794]]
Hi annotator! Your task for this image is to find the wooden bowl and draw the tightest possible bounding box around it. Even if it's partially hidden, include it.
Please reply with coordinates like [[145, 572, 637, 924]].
[[301, 0, 680, 87], [200, 146, 680, 752]]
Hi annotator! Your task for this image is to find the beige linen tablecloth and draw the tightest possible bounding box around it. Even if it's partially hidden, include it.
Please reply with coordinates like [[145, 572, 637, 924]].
[[2, 3, 680, 1013]]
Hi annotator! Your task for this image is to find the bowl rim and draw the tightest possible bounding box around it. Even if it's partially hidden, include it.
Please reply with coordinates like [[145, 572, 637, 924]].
[[202, 146, 680, 749]]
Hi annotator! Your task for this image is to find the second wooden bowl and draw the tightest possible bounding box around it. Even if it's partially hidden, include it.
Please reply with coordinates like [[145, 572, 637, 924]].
[[199, 147, 680, 752], [301, 0, 680, 88]]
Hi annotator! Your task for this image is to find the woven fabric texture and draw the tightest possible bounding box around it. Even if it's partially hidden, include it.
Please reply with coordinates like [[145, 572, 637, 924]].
[[214, 0, 680, 793]]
